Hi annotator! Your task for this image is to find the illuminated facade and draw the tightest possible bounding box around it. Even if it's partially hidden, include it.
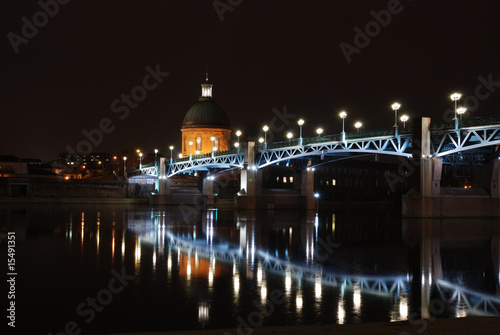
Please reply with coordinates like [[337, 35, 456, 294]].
[[181, 75, 231, 156]]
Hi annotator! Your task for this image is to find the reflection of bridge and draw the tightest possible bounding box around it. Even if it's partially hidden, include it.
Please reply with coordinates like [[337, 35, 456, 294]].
[[435, 279, 500, 316], [166, 231, 500, 316]]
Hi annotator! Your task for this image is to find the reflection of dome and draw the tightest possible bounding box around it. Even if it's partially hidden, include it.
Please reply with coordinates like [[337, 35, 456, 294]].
[[182, 98, 230, 129]]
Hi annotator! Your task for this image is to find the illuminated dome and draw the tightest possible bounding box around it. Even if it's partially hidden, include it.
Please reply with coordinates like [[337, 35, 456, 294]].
[[182, 98, 230, 129], [180, 73, 232, 156]]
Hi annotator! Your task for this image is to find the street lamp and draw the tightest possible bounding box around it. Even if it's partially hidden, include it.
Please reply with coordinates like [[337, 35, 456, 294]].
[[298, 119, 304, 145], [154, 148, 158, 168], [339, 111, 347, 143], [400, 115, 409, 130], [316, 128, 323, 138], [211, 136, 216, 158], [138, 152, 143, 169], [457, 107, 467, 122], [263, 125, 269, 144], [391, 103, 401, 127], [123, 156, 127, 177], [189, 141, 193, 160], [258, 137, 264, 144], [236, 130, 242, 143], [451, 93, 462, 130], [169, 145, 174, 164], [354, 121, 362, 133], [286, 132, 293, 145]]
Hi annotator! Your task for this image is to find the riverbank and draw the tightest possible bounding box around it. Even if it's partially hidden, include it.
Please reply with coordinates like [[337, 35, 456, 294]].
[[109, 317, 500, 335], [0, 197, 149, 204]]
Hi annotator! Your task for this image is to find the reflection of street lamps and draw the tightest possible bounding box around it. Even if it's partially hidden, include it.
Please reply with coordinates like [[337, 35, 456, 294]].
[[123, 156, 127, 177], [400, 115, 409, 130], [316, 128, 323, 138], [298, 119, 304, 146], [169, 146, 174, 164], [354, 121, 362, 133], [139, 152, 143, 169], [339, 111, 347, 143]]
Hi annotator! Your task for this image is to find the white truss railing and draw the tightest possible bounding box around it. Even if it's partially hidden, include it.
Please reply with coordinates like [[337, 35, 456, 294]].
[[129, 122, 500, 178], [166, 153, 244, 178], [127, 166, 158, 178], [432, 125, 500, 157], [257, 135, 413, 168]]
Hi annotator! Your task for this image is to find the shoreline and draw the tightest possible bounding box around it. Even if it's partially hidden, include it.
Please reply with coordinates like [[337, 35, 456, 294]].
[[0, 197, 149, 204], [108, 317, 500, 335]]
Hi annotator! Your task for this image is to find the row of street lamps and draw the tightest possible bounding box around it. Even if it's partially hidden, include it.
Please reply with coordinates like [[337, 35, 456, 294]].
[[124, 94, 466, 172]]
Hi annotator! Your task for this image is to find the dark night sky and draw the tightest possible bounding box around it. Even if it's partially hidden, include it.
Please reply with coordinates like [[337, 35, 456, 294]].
[[2, 0, 500, 161]]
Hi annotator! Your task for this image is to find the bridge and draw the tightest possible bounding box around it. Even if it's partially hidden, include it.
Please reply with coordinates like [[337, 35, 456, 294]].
[[127, 116, 500, 179], [127, 116, 500, 213]]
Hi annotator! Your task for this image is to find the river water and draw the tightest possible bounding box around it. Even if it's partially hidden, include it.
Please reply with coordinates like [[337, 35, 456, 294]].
[[1, 203, 499, 334]]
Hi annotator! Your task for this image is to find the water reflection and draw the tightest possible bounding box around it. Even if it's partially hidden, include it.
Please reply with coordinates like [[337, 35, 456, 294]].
[[3, 203, 499, 334]]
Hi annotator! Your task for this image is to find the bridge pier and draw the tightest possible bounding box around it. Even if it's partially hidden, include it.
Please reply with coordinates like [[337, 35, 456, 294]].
[[491, 159, 500, 199]]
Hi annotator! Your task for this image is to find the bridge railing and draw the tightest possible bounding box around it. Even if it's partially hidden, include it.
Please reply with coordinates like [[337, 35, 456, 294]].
[[430, 115, 500, 131], [170, 148, 240, 164]]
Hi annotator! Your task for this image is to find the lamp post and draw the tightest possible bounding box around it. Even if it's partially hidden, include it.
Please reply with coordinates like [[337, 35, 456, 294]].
[[169, 146, 174, 164], [236, 130, 241, 143], [123, 156, 127, 177], [354, 121, 362, 133], [189, 141, 193, 161], [400, 115, 409, 131], [138, 152, 143, 169], [298, 119, 304, 146], [263, 125, 269, 143], [391, 103, 401, 137], [451, 93, 461, 130], [316, 128, 323, 139], [287, 132, 293, 145], [154, 148, 158, 169], [211, 136, 216, 158], [457, 107, 467, 123], [391, 103, 401, 127], [339, 111, 347, 143], [263, 125, 269, 150]]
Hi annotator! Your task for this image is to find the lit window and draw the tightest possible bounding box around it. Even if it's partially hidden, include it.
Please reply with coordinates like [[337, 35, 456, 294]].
[[276, 177, 280, 182], [283, 177, 287, 183], [332, 179, 336, 186], [196, 137, 202, 151], [289, 177, 293, 183]]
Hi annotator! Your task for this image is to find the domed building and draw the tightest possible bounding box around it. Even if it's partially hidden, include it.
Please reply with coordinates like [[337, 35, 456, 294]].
[[181, 74, 232, 156]]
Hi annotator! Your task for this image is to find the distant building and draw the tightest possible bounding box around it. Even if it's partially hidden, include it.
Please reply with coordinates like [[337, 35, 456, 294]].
[[181, 73, 232, 156], [0, 155, 28, 177]]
